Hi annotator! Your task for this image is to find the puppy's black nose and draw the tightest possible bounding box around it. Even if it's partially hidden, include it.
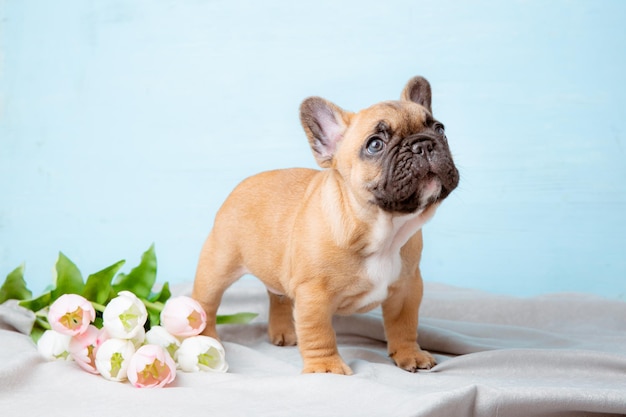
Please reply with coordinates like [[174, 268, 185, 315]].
[[411, 139, 435, 156]]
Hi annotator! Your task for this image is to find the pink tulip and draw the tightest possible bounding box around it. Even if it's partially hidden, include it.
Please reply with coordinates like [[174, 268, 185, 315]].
[[48, 294, 96, 336], [127, 344, 176, 388], [69, 325, 109, 374], [160, 296, 207, 337]]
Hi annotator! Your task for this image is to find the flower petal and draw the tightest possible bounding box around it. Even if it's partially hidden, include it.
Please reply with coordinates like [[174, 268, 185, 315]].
[[160, 296, 207, 337], [103, 291, 148, 339], [69, 325, 104, 374], [176, 336, 228, 373], [37, 330, 72, 361], [127, 345, 176, 388], [48, 294, 95, 336], [145, 326, 181, 359], [95, 338, 136, 381]]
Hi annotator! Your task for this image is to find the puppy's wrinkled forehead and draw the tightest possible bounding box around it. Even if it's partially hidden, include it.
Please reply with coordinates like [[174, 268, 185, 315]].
[[352, 100, 432, 139]]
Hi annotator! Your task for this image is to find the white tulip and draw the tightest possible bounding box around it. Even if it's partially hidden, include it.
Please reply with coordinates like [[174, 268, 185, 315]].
[[129, 325, 146, 349], [176, 336, 228, 373], [95, 338, 136, 381], [102, 291, 148, 339], [37, 330, 72, 361], [145, 325, 181, 359]]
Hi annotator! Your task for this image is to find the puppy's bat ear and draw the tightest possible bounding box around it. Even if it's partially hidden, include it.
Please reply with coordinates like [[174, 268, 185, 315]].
[[401, 76, 432, 114], [300, 97, 352, 168]]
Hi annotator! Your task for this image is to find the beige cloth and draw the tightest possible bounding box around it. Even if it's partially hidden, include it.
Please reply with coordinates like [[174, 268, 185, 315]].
[[1, 279, 625, 417]]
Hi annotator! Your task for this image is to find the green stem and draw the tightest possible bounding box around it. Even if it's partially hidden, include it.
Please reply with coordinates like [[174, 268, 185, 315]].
[[35, 317, 51, 330], [142, 299, 164, 312], [91, 301, 107, 313], [35, 310, 48, 318]]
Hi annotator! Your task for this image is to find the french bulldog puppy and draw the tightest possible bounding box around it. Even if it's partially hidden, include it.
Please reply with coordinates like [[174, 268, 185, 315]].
[[192, 76, 459, 375]]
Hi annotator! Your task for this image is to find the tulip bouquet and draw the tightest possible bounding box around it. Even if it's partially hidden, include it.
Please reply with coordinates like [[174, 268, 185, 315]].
[[0, 244, 256, 388]]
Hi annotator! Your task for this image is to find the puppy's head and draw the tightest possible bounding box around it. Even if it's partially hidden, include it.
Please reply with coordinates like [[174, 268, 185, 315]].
[[300, 76, 459, 214]]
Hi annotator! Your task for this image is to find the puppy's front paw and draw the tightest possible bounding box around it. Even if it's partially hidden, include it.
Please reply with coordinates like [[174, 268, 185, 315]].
[[302, 356, 353, 375], [391, 348, 436, 372]]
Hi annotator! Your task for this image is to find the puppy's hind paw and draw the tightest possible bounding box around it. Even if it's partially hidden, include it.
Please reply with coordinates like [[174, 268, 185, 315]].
[[270, 331, 297, 347], [268, 321, 297, 346]]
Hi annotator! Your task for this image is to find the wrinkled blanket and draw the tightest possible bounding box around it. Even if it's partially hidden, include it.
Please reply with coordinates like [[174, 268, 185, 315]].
[[1, 279, 625, 417]]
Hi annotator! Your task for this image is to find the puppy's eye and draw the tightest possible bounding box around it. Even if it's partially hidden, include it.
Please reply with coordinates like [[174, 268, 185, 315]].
[[366, 137, 385, 155], [435, 125, 445, 135]]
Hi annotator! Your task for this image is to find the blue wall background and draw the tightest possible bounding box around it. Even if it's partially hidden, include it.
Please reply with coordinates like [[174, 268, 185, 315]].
[[1, 0, 625, 298]]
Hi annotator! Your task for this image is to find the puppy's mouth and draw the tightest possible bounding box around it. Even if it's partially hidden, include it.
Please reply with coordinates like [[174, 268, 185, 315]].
[[369, 134, 458, 214], [371, 175, 444, 214]]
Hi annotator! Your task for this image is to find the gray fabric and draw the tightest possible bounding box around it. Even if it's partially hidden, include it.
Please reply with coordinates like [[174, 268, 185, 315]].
[[1, 280, 625, 417], [0, 299, 35, 334]]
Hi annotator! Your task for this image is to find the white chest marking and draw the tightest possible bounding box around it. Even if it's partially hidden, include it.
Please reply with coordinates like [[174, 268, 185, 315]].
[[359, 251, 403, 309], [354, 207, 438, 310]]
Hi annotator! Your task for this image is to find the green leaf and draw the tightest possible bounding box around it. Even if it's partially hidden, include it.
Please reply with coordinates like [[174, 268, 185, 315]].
[[216, 312, 258, 325], [19, 291, 52, 313], [144, 281, 171, 328], [141, 298, 165, 328], [146, 305, 161, 329], [51, 252, 84, 300], [30, 320, 48, 344], [83, 260, 126, 305], [148, 281, 171, 304], [112, 244, 157, 299], [0, 264, 32, 303]]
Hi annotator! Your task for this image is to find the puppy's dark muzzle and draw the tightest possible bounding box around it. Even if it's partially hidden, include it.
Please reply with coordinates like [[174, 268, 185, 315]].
[[372, 133, 459, 214], [407, 133, 459, 199]]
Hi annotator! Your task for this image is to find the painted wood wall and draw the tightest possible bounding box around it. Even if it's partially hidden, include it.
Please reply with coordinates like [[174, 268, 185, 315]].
[[1, 0, 625, 298]]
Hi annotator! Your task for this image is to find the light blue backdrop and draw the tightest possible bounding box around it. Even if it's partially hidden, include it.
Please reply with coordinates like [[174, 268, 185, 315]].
[[1, 1, 625, 298]]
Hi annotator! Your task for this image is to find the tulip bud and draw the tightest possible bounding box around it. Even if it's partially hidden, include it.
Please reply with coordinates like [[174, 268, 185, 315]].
[[37, 330, 72, 361], [95, 338, 136, 381], [176, 336, 228, 373], [160, 296, 207, 337], [47, 294, 95, 336], [127, 344, 176, 388], [102, 291, 148, 339]]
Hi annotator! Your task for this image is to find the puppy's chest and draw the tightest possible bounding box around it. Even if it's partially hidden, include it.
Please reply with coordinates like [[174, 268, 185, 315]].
[[338, 255, 402, 314], [340, 214, 419, 313], [358, 251, 403, 309]]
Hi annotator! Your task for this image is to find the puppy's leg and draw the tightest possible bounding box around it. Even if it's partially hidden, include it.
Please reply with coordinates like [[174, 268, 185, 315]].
[[293, 287, 352, 375], [191, 233, 244, 340], [267, 292, 297, 346], [382, 268, 436, 372]]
